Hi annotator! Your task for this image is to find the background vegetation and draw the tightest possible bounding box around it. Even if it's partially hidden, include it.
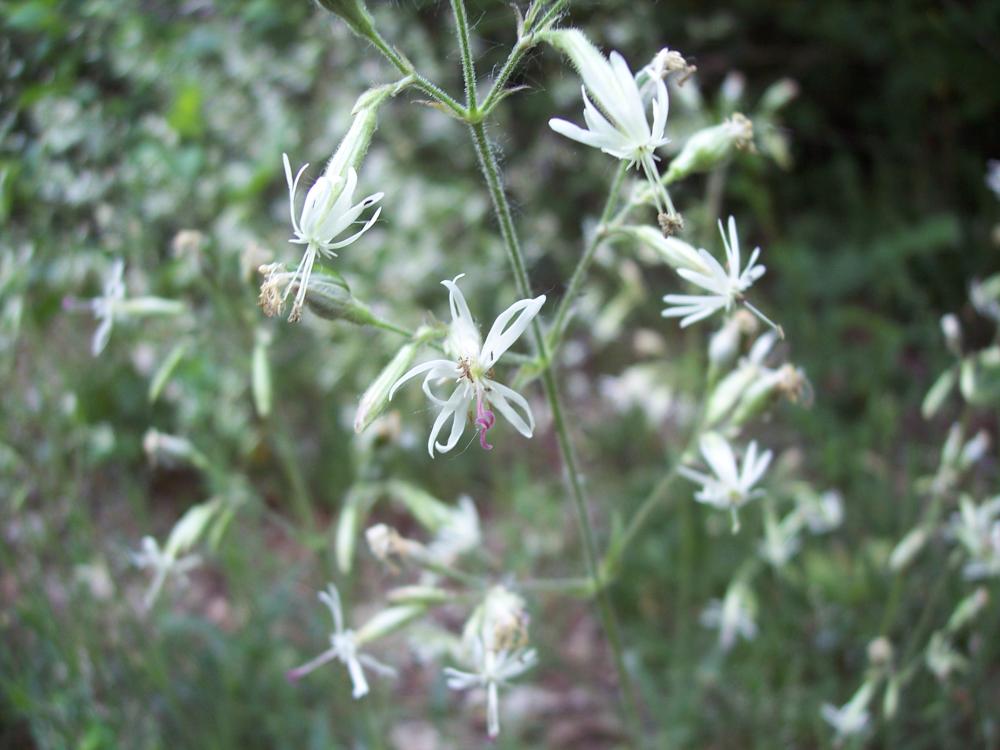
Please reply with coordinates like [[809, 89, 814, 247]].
[[2, 0, 999, 747]]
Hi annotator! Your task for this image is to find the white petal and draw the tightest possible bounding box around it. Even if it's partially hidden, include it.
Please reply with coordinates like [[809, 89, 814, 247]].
[[480, 295, 545, 368], [441, 275, 475, 332], [389, 359, 456, 400], [700, 433, 739, 488], [486, 379, 535, 437]]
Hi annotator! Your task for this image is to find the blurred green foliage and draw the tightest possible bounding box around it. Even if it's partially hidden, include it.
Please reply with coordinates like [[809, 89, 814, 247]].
[[1, 0, 999, 747]]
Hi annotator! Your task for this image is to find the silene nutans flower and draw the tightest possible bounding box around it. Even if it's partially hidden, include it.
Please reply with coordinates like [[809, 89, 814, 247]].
[[662, 216, 781, 334], [390, 275, 545, 457], [546, 30, 680, 220], [679, 432, 772, 532], [278, 152, 383, 322], [286, 583, 396, 698]]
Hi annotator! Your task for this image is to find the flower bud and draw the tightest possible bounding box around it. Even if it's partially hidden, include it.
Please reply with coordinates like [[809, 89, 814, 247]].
[[386, 585, 454, 606], [324, 91, 384, 180], [709, 310, 758, 369], [252, 327, 273, 418], [866, 637, 894, 669], [314, 0, 378, 43], [304, 274, 378, 325], [664, 114, 754, 183], [355, 342, 419, 433], [888, 526, 928, 571], [946, 587, 988, 632], [616, 225, 706, 273], [940, 313, 962, 356], [354, 604, 427, 646]]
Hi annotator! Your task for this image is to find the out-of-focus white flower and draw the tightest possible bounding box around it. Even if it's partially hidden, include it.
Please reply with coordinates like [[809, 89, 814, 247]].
[[821, 682, 873, 740], [797, 489, 844, 534], [940, 313, 962, 356], [547, 31, 677, 217], [427, 495, 481, 564], [987, 159, 1000, 200], [390, 275, 544, 457], [662, 217, 778, 332], [759, 507, 802, 568], [950, 496, 1000, 579], [679, 432, 772, 531], [444, 637, 537, 738], [130, 535, 201, 610], [926, 632, 967, 681], [286, 583, 396, 698], [65, 260, 184, 356], [279, 153, 383, 321], [700, 581, 757, 651]]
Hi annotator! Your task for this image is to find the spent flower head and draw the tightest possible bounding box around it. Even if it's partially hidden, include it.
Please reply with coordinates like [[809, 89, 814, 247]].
[[662, 216, 779, 333], [390, 275, 545, 457]]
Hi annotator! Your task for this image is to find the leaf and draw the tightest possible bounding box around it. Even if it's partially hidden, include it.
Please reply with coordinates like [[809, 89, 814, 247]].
[[148, 340, 189, 403]]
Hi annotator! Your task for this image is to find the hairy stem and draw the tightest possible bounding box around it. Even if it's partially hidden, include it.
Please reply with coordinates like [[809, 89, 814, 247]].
[[450, 0, 478, 110], [468, 119, 642, 740]]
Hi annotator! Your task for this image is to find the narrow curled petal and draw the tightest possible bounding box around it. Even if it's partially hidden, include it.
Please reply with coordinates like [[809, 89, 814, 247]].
[[428, 386, 473, 457], [389, 359, 456, 400], [480, 295, 546, 369], [485, 379, 535, 437]]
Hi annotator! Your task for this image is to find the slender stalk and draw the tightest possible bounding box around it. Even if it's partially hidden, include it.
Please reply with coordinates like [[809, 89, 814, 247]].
[[367, 30, 467, 118], [547, 162, 628, 352], [480, 34, 537, 115], [468, 119, 642, 740], [450, 0, 478, 110]]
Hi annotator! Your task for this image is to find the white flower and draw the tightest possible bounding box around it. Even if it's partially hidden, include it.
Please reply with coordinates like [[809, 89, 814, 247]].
[[679, 432, 772, 531], [444, 637, 538, 738], [427, 495, 481, 564], [280, 153, 383, 321], [390, 275, 545, 457], [547, 32, 675, 215], [759, 507, 802, 568], [88, 258, 125, 356], [64, 259, 184, 356], [798, 489, 844, 534], [987, 159, 1000, 200], [821, 682, 874, 740], [286, 583, 396, 698], [700, 581, 757, 651], [949, 496, 1000, 579], [130, 535, 201, 610], [662, 216, 779, 332]]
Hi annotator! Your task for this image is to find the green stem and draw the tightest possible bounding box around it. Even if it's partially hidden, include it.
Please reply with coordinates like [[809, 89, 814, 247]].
[[480, 35, 536, 114], [368, 30, 467, 118], [449, 0, 478, 110], [547, 162, 628, 353], [468, 119, 642, 740]]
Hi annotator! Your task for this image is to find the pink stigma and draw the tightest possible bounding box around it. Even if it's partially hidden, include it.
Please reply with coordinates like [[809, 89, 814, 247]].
[[476, 393, 495, 451]]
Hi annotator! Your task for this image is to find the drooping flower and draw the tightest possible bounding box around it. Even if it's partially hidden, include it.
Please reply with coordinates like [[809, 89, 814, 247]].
[[390, 275, 545, 457], [547, 30, 677, 217], [662, 216, 780, 332], [130, 535, 202, 610], [279, 153, 383, 321], [700, 581, 757, 651], [286, 583, 396, 698], [678, 432, 772, 531]]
